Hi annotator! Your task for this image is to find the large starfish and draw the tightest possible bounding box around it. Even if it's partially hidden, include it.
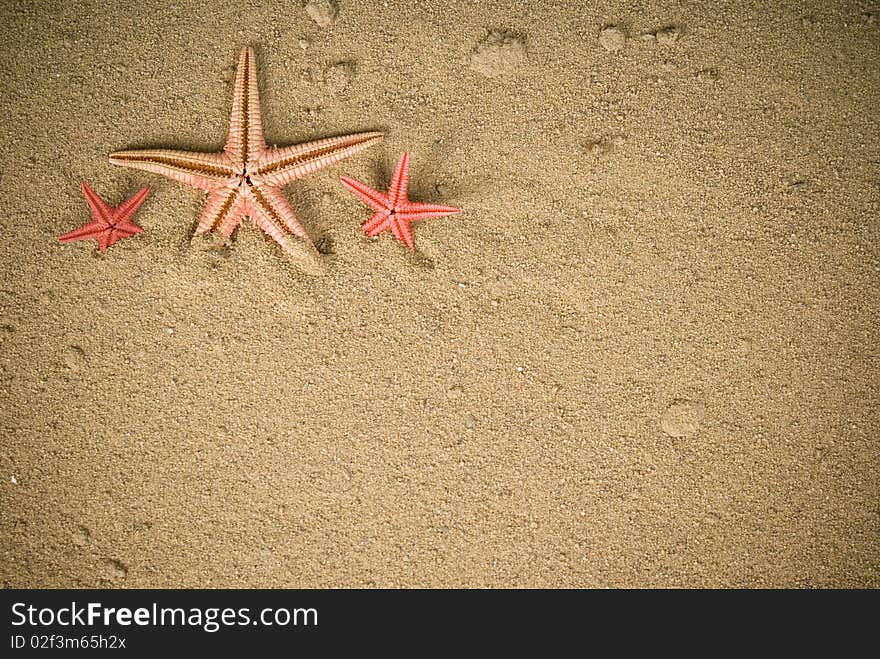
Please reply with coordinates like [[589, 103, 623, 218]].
[[340, 153, 460, 251], [109, 46, 382, 257]]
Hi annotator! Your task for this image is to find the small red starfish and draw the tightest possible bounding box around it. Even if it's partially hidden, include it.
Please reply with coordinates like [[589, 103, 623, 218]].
[[340, 153, 460, 251], [59, 182, 150, 252]]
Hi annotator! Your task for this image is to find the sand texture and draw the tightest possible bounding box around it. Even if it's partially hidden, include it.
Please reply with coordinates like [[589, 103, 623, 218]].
[[1, 0, 878, 588]]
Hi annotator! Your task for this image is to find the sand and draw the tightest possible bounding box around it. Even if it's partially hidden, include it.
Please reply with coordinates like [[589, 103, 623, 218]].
[[0, 0, 878, 588]]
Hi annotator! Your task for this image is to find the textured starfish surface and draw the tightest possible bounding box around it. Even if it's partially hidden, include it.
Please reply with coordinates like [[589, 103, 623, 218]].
[[58, 182, 149, 252], [340, 153, 460, 251], [109, 46, 382, 256]]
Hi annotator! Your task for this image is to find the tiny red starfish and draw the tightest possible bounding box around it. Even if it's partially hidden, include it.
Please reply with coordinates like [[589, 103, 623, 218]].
[[58, 182, 149, 252], [340, 153, 460, 251]]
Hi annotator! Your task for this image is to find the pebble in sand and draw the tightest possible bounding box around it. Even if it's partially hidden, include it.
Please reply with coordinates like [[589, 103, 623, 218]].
[[305, 0, 338, 27], [660, 401, 706, 437], [598, 26, 627, 52]]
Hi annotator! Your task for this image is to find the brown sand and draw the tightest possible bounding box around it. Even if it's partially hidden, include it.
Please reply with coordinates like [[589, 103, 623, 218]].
[[1, 1, 878, 588]]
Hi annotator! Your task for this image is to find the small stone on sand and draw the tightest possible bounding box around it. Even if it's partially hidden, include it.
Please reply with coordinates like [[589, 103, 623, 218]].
[[447, 385, 464, 399], [695, 68, 719, 82], [661, 401, 706, 437], [305, 0, 338, 27], [470, 30, 527, 77], [584, 138, 613, 156], [101, 558, 128, 581], [598, 26, 626, 52], [62, 345, 86, 372], [72, 526, 91, 547]]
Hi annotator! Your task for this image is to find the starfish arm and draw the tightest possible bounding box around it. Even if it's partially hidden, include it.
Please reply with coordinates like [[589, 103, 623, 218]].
[[215, 193, 248, 239], [194, 186, 241, 235], [390, 215, 415, 251], [81, 181, 114, 223], [398, 200, 461, 223], [364, 217, 391, 238], [387, 152, 411, 206], [109, 149, 233, 191], [340, 175, 390, 211], [362, 209, 391, 234], [225, 46, 266, 161], [257, 132, 383, 187], [58, 221, 106, 243], [105, 229, 121, 249], [114, 185, 151, 224], [252, 186, 312, 243], [105, 228, 129, 250], [110, 224, 144, 238], [246, 200, 299, 256], [97, 229, 113, 252]]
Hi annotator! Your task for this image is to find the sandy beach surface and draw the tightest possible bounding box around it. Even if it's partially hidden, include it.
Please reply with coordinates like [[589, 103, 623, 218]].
[[1, 0, 878, 587]]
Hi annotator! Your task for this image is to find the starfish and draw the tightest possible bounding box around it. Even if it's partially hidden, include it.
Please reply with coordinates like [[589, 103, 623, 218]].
[[109, 46, 382, 257], [58, 182, 149, 252], [340, 153, 460, 251]]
